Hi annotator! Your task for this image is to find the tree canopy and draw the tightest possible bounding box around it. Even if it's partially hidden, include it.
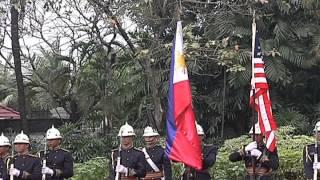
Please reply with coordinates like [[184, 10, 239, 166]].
[[0, 0, 320, 137]]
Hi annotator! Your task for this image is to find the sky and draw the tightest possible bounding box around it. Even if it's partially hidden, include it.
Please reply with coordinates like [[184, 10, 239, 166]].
[[0, 0, 136, 68]]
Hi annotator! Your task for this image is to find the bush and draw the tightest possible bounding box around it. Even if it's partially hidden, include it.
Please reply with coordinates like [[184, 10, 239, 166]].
[[71, 126, 314, 180], [72, 157, 108, 180], [59, 123, 118, 162]]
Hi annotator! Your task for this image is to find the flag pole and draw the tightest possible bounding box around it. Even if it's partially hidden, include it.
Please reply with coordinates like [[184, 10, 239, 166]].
[[251, 10, 257, 180], [177, 0, 182, 21]]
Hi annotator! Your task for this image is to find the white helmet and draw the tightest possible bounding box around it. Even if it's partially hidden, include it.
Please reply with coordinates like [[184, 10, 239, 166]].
[[0, 133, 11, 146], [14, 131, 30, 144], [249, 123, 262, 135], [46, 125, 62, 140], [314, 121, 320, 132], [143, 126, 159, 137], [196, 123, 205, 135], [118, 122, 136, 137]]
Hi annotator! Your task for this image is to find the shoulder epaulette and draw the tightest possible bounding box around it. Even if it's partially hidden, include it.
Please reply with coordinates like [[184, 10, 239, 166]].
[[60, 148, 70, 152], [5, 155, 13, 160], [37, 150, 45, 154], [111, 148, 119, 152], [204, 143, 213, 147], [134, 147, 142, 151], [155, 145, 164, 149], [27, 154, 38, 158], [36, 150, 43, 157], [307, 144, 315, 148]]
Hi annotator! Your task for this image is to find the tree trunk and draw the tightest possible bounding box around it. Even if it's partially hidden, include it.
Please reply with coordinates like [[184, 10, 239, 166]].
[[144, 56, 163, 132], [70, 100, 80, 123], [10, 2, 28, 132]]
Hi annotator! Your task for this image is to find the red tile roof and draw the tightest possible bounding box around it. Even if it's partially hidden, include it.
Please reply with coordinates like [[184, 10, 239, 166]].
[[0, 105, 20, 120]]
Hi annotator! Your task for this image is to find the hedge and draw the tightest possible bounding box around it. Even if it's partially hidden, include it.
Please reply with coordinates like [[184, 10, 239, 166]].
[[72, 126, 314, 180]]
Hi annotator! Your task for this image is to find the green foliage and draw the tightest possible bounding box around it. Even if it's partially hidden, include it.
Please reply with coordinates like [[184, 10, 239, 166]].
[[171, 163, 184, 179], [59, 123, 116, 163], [72, 157, 108, 180], [213, 135, 250, 179], [275, 108, 311, 134]]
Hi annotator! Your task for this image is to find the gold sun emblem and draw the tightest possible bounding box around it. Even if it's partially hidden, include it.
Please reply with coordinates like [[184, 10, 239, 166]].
[[176, 54, 186, 68], [176, 53, 187, 74]]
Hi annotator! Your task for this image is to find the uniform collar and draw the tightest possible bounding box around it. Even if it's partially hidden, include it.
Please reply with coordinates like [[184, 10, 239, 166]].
[[17, 151, 29, 156], [257, 142, 266, 148], [145, 144, 158, 149], [121, 146, 134, 151]]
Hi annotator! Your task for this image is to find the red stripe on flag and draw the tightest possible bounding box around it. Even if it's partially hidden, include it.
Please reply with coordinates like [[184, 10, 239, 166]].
[[254, 73, 266, 78], [173, 78, 202, 169], [262, 93, 277, 130], [254, 64, 264, 68], [250, 45, 277, 152], [174, 80, 193, 118]]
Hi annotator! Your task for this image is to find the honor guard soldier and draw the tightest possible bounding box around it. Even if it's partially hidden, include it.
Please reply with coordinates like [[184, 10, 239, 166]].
[[182, 123, 217, 180], [0, 133, 11, 180], [9, 131, 42, 180], [304, 121, 320, 180], [229, 123, 279, 180], [141, 126, 172, 180], [39, 126, 74, 180], [109, 122, 147, 180]]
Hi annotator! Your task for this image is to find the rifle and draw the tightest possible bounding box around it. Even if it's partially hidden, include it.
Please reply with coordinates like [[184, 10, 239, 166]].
[[10, 137, 14, 180], [42, 137, 47, 180], [315, 126, 318, 180], [115, 133, 122, 180], [186, 167, 195, 180]]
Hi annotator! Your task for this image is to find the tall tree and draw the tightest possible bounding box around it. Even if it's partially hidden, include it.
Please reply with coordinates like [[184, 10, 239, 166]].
[[10, 0, 27, 132]]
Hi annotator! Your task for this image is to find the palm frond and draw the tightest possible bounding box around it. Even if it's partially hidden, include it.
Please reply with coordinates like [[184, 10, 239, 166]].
[[273, 20, 297, 44], [0, 94, 16, 106], [228, 63, 251, 88], [264, 56, 289, 83], [278, 45, 304, 67]]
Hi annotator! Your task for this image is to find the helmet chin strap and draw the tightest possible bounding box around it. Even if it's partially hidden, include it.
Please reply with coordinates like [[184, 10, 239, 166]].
[[0, 149, 9, 158], [17, 147, 29, 155], [121, 143, 133, 150], [146, 141, 157, 148]]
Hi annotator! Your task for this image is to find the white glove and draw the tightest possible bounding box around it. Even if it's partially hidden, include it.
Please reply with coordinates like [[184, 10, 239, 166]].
[[257, 0, 268, 4], [313, 162, 320, 170], [9, 168, 20, 177], [250, 149, 262, 159], [42, 167, 54, 176], [116, 164, 128, 174], [245, 141, 257, 152]]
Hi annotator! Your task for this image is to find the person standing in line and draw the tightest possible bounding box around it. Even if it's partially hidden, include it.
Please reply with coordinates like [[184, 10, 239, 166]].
[[141, 126, 172, 180], [109, 122, 147, 180], [39, 125, 74, 180], [229, 123, 279, 180], [9, 131, 42, 180], [181, 123, 217, 180]]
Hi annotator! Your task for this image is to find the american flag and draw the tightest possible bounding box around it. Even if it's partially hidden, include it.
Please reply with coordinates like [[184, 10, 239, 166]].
[[250, 28, 277, 152]]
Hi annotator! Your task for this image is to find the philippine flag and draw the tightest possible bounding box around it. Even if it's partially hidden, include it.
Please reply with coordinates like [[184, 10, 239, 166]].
[[165, 21, 202, 170]]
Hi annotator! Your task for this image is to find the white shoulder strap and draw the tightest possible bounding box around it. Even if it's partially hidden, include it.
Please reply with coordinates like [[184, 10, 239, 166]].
[[142, 148, 160, 172]]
